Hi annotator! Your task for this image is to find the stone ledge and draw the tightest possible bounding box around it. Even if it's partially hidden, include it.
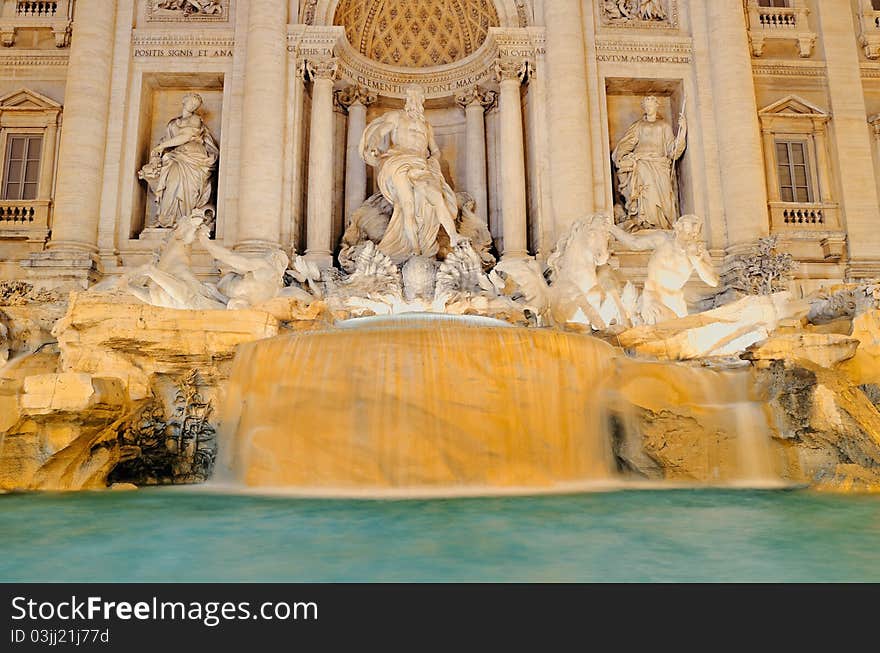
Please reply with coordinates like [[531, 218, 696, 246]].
[[52, 292, 280, 399]]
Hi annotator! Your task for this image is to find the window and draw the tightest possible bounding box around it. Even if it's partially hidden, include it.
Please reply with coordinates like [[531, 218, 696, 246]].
[[758, 0, 790, 6], [873, 0, 880, 11], [2, 134, 42, 201], [775, 140, 813, 203]]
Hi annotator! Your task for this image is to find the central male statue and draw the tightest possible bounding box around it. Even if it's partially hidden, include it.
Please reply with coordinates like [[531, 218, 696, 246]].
[[360, 84, 463, 264]]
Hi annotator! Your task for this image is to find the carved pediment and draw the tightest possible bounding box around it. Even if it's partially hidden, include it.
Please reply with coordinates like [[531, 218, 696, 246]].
[[758, 95, 829, 119], [0, 88, 62, 112]]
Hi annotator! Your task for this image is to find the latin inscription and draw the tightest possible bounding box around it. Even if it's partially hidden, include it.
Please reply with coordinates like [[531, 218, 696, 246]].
[[597, 54, 690, 64], [133, 48, 234, 59]]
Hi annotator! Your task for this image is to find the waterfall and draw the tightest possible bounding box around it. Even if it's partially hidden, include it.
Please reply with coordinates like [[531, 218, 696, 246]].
[[216, 314, 782, 496]]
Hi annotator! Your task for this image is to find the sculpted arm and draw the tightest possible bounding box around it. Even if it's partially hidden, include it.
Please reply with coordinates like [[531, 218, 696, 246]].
[[198, 230, 261, 273], [427, 123, 442, 160], [669, 117, 687, 161], [612, 122, 639, 167], [359, 114, 396, 165], [152, 120, 201, 155], [689, 245, 720, 287], [608, 224, 666, 251]]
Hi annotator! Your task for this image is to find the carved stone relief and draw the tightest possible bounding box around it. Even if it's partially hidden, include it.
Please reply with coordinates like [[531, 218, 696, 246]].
[[147, 0, 229, 22], [599, 0, 677, 30]]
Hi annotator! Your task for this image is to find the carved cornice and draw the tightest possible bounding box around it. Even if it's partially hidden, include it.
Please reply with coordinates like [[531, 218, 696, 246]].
[[595, 35, 692, 64], [0, 52, 68, 67], [752, 60, 827, 78], [131, 30, 235, 48], [289, 25, 543, 100]]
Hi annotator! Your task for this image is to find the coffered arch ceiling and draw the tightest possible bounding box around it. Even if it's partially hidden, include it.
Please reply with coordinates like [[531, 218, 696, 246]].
[[333, 0, 502, 68]]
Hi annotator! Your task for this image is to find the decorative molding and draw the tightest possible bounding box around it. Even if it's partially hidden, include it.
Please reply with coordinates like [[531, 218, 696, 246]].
[[132, 30, 235, 48], [333, 0, 500, 68], [334, 85, 378, 113], [455, 86, 497, 112], [595, 35, 692, 64], [290, 25, 544, 100], [0, 52, 69, 67], [752, 60, 827, 78], [146, 0, 230, 23]]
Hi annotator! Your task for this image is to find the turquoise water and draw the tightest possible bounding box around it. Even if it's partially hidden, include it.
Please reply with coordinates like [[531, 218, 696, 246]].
[[2, 489, 880, 582]]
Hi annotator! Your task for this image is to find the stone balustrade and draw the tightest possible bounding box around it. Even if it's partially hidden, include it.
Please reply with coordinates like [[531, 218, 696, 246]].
[[769, 201, 839, 230], [0, 0, 70, 47], [0, 199, 50, 240], [858, 0, 880, 58], [745, 0, 816, 58], [16, 1, 58, 17]]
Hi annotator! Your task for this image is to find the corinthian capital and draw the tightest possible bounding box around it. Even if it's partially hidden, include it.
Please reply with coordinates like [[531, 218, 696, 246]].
[[304, 58, 339, 83], [335, 85, 378, 112], [455, 86, 498, 112], [494, 59, 532, 85]]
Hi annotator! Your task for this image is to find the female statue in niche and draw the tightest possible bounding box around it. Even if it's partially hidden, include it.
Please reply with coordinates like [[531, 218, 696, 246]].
[[612, 95, 687, 231], [139, 93, 219, 229]]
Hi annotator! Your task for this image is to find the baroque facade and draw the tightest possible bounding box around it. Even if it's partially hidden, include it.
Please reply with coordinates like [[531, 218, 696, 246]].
[[1, 0, 880, 295]]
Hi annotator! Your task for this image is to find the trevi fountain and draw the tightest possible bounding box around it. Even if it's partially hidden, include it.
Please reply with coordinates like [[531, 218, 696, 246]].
[[2, 0, 880, 581]]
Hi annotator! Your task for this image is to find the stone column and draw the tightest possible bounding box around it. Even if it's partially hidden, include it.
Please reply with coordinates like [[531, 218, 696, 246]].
[[816, 0, 880, 276], [336, 86, 376, 223], [542, 0, 594, 231], [305, 59, 339, 268], [705, 1, 770, 248], [455, 87, 496, 225], [235, 0, 288, 253], [813, 122, 834, 205], [38, 114, 58, 201], [496, 59, 530, 259], [44, 0, 117, 256], [761, 128, 779, 203]]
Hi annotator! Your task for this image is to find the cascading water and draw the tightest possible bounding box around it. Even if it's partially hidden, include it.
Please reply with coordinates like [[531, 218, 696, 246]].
[[216, 313, 782, 496], [216, 314, 619, 494]]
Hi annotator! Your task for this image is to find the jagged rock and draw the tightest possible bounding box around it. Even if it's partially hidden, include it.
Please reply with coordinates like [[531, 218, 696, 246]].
[[743, 333, 859, 368], [0, 373, 138, 491], [616, 292, 807, 360], [760, 360, 880, 489], [20, 373, 126, 415], [813, 464, 880, 493], [53, 292, 279, 399], [840, 309, 880, 386]]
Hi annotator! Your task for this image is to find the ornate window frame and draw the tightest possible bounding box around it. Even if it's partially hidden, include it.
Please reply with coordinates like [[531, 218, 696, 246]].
[[758, 95, 839, 237], [0, 88, 60, 241]]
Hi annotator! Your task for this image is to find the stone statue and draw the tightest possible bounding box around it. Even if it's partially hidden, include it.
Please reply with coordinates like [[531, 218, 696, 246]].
[[339, 191, 493, 273], [441, 192, 496, 270], [196, 232, 290, 311], [610, 215, 720, 325], [612, 95, 686, 231], [359, 84, 463, 264], [156, 0, 224, 15], [118, 213, 227, 310], [139, 93, 219, 229], [497, 214, 631, 329]]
